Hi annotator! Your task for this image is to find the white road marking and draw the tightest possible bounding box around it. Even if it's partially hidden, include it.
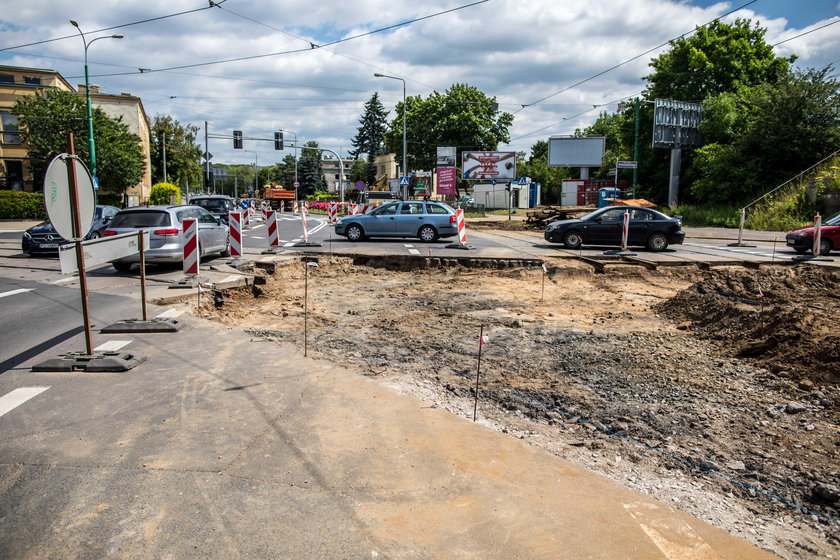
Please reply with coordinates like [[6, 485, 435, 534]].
[[94, 340, 132, 352], [251, 224, 265, 230], [408, 249, 421, 255], [250, 236, 266, 240], [53, 277, 77, 284], [404, 244, 414, 248], [0, 387, 50, 418], [283, 242, 297, 247], [0, 288, 34, 299], [156, 309, 185, 319]]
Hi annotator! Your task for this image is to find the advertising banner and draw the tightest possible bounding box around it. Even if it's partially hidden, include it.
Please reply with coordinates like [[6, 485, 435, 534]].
[[436, 167, 457, 195], [436, 146, 456, 168], [462, 151, 516, 180]]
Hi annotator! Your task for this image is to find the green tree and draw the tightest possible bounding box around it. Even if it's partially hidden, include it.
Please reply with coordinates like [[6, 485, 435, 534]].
[[691, 67, 840, 203], [265, 154, 298, 187], [12, 89, 145, 196], [645, 18, 793, 101], [384, 83, 514, 173], [298, 141, 327, 197], [150, 115, 202, 191], [350, 93, 389, 185]]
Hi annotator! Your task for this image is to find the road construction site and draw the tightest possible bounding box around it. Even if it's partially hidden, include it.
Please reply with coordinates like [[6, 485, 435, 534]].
[[193, 253, 839, 560]]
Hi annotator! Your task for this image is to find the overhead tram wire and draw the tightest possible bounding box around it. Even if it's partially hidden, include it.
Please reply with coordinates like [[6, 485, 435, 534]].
[[0, 1, 224, 52], [81, 0, 490, 79], [772, 18, 840, 47], [513, 0, 759, 114], [213, 3, 446, 93]]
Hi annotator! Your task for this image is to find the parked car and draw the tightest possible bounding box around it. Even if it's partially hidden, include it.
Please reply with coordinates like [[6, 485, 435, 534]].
[[544, 205, 685, 252], [456, 195, 475, 209], [103, 205, 229, 272], [189, 194, 236, 224], [785, 211, 840, 255], [21, 204, 120, 255], [335, 201, 458, 242]]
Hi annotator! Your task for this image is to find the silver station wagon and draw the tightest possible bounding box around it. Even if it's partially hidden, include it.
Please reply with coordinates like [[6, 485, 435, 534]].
[[335, 201, 458, 242], [103, 205, 229, 272]]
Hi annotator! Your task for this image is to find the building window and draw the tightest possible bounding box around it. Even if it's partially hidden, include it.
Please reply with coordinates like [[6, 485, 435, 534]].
[[0, 75, 13, 84], [1, 112, 20, 144], [23, 76, 41, 85], [1, 161, 25, 191]]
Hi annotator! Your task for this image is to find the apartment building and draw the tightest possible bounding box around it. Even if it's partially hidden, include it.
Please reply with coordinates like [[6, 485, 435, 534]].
[[0, 64, 151, 202]]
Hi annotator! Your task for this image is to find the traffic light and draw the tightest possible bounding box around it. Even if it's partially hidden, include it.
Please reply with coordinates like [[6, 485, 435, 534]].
[[274, 131, 284, 150], [233, 130, 243, 149]]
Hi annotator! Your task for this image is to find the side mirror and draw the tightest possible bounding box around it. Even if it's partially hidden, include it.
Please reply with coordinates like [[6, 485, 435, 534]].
[[103, 216, 112, 224], [592, 217, 602, 223]]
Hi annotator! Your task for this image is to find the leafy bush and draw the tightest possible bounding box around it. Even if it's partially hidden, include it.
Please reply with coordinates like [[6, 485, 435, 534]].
[[96, 193, 123, 208], [0, 191, 46, 219], [149, 182, 180, 205], [670, 204, 741, 227]]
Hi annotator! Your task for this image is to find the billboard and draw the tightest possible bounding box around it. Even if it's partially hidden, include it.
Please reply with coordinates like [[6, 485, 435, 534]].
[[436, 146, 457, 167], [547, 136, 606, 167], [653, 99, 704, 149], [462, 151, 516, 180], [436, 167, 457, 195]]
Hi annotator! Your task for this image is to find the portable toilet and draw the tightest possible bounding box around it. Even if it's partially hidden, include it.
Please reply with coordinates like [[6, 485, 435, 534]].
[[598, 187, 622, 208]]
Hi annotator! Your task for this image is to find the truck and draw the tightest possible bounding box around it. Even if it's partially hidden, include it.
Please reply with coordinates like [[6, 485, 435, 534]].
[[262, 184, 296, 210]]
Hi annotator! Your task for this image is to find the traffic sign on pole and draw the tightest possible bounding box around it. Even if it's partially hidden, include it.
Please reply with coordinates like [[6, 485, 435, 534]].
[[399, 176, 409, 187]]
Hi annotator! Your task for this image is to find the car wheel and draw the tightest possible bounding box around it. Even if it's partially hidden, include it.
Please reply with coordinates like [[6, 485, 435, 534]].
[[562, 230, 583, 250], [346, 224, 364, 242], [818, 239, 832, 256], [646, 232, 669, 252], [418, 225, 438, 242], [220, 237, 231, 257], [113, 261, 133, 272], [89, 232, 101, 240]]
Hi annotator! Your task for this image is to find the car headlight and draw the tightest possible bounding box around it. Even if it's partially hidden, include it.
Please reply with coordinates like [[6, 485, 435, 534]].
[[797, 231, 811, 237], [545, 223, 559, 232], [23, 231, 32, 239]]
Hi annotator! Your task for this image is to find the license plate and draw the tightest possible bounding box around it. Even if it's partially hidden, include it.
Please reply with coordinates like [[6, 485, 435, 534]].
[[786, 239, 794, 246], [39, 243, 59, 249]]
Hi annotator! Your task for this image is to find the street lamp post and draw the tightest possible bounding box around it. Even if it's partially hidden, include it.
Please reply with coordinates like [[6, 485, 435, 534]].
[[374, 73, 407, 199], [70, 21, 123, 192]]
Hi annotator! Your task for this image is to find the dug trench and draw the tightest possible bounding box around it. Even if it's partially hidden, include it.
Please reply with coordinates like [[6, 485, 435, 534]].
[[191, 256, 839, 559]]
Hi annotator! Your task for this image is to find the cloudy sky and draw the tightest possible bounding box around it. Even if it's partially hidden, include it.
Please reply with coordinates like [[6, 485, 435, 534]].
[[2, 0, 838, 171]]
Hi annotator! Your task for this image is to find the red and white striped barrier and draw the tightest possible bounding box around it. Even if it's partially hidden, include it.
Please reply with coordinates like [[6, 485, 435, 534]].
[[621, 210, 630, 252], [266, 210, 279, 247], [182, 218, 199, 275], [293, 201, 299, 215], [261, 201, 270, 221], [455, 208, 467, 245], [328, 203, 338, 223], [279, 200, 285, 214], [243, 207, 250, 228], [228, 211, 242, 257], [349, 204, 358, 215], [813, 213, 823, 255], [300, 203, 310, 243]]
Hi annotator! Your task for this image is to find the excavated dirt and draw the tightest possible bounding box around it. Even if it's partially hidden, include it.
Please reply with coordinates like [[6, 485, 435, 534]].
[[193, 256, 840, 559]]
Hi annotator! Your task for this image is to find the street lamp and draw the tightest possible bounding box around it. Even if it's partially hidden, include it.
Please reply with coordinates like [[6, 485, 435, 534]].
[[374, 73, 407, 199], [70, 20, 123, 191]]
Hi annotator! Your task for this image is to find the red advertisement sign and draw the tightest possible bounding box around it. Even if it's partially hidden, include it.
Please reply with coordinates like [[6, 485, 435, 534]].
[[436, 167, 457, 195]]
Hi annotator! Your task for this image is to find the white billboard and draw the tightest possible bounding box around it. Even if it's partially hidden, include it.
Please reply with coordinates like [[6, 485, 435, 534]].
[[462, 151, 516, 180], [547, 136, 606, 167]]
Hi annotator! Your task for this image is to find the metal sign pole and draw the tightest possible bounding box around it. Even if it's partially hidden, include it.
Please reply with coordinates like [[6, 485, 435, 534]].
[[66, 133, 93, 355], [139, 230, 148, 321]]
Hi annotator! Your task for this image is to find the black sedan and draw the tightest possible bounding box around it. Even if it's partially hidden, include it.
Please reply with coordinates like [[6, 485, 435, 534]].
[[544, 206, 684, 252], [21, 204, 120, 255]]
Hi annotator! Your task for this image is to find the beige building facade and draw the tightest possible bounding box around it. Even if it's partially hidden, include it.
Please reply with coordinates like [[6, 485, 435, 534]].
[[0, 64, 151, 203]]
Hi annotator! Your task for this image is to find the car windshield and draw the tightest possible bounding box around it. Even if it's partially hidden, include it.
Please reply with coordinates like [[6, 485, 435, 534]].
[[825, 211, 840, 226], [109, 211, 170, 228], [193, 199, 232, 211]]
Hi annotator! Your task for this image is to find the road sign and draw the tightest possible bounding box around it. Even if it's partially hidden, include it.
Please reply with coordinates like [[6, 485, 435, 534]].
[[354, 181, 366, 192], [617, 160, 638, 169], [518, 177, 527, 186], [293, 181, 300, 188], [399, 176, 409, 187], [491, 179, 497, 185], [44, 154, 95, 241], [203, 151, 213, 161], [59, 231, 149, 274]]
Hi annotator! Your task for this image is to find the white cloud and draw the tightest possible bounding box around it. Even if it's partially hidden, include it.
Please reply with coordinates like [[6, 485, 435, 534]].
[[1, 0, 836, 164]]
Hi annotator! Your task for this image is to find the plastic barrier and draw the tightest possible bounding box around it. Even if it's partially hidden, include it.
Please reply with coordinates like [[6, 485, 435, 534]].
[[182, 218, 198, 275], [621, 210, 630, 252], [328, 203, 338, 223], [813, 213, 822, 255], [266, 210, 279, 247], [228, 211, 242, 257], [293, 201, 299, 215]]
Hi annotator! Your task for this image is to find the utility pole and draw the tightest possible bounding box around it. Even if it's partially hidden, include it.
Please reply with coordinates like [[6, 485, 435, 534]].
[[162, 131, 167, 183], [633, 98, 640, 186]]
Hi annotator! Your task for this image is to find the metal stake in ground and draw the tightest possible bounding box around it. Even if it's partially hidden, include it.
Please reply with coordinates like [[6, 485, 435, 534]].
[[541, 263, 547, 302], [727, 208, 756, 248], [304, 260, 319, 357], [473, 327, 488, 422]]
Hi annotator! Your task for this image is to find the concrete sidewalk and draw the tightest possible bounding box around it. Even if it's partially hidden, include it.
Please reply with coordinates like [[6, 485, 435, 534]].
[[1, 297, 779, 558]]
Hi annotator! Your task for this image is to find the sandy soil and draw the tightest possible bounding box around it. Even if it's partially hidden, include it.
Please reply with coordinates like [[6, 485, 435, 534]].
[[192, 254, 839, 559]]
